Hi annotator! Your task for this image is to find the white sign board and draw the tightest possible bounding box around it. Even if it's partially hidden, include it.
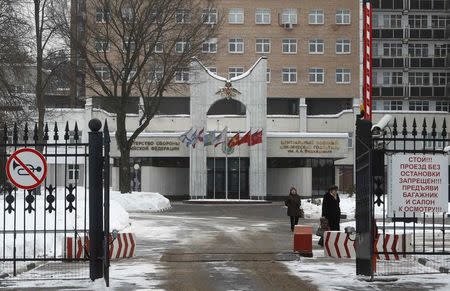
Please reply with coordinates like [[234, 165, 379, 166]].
[[388, 154, 448, 215]]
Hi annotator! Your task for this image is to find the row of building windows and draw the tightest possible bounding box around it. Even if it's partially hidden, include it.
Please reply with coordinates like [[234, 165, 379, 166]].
[[373, 14, 450, 29], [373, 43, 449, 57], [226, 8, 351, 25], [95, 38, 352, 55], [374, 100, 450, 112], [93, 65, 352, 85], [373, 0, 449, 10], [373, 71, 450, 86], [95, 8, 352, 26]]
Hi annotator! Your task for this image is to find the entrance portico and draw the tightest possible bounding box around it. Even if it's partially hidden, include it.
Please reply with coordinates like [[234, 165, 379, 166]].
[[189, 57, 268, 199]]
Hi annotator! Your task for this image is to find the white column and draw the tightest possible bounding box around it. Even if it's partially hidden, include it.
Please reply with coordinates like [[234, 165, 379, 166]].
[[299, 98, 307, 132]]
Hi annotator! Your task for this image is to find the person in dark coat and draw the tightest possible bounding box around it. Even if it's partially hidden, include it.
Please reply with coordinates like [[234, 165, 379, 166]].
[[321, 185, 341, 231], [285, 187, 302, 232]]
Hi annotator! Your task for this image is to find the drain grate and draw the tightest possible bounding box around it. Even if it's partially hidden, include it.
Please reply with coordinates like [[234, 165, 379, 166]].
[[160, 252, 300, 262]]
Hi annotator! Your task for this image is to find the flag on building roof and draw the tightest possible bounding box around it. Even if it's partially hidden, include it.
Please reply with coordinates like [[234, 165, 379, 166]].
[[238, 130, 251, 145], [228, 132, 240, 148], [179, 127, 195, 147], [250, 129, 263, 146], [214, 127, 228, 147], [203, 131, 215, 146]]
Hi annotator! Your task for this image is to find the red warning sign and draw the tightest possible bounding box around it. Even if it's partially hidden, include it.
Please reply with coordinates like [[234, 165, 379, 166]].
[[6, 148, 48, 190]]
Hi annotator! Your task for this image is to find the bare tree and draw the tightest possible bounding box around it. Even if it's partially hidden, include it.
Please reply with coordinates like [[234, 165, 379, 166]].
[[68, 0, 221, 193]]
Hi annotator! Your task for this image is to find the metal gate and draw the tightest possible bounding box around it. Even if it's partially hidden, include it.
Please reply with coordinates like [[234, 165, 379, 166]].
[[0, 118, 110, 285], [357, 116, 450, 276]]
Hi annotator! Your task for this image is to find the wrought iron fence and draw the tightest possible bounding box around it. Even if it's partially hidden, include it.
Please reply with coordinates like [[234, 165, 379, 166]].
[[0, 121, 89, 279], [372, 117, 450, 275]]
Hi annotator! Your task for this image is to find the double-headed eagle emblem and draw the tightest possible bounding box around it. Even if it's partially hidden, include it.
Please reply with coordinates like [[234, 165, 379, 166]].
[[216, 81, 241, 100]]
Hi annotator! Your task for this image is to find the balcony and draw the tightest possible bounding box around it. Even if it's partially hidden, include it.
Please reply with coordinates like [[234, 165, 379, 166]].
[[373, 85, 450, 98], [373, 57, 449, 69]]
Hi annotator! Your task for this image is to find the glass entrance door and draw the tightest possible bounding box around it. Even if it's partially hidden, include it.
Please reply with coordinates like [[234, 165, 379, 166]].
[[207, 158, 249, 199]]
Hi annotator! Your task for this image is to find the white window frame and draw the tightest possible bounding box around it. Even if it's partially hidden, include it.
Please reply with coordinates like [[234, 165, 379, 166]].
[[228, 67, 244, 79], [148, 66, 164, 82], [153, 41, 163, 53], [96, 8, 110, 23], [382, 14, 402, 28], [202, 38, 217, 53], [383, 100, 403, 111], [122, 38, 136, 52], [94, 64, 110, 81], [229, 38, 244, 53], [309, 10, 324, 25], [282, 9, 298, 25], [175, 68, 190, 83], [282, 39, 297, 54], [309, 68, 325, 84], [383, 42, 403, 57], [228, 8, 244, 24], [436, 101, 450, 112], [255, 8, 271, 24], [255, 38, 270, 54], [309, 39, 324, 54], [382, 71, 403, 86], [408, 43, 429, 57], [336, 39, 351, 54], [335, 68, 351, 84], [336, 9, 351, 25], [94, 38, 110, 52], [408, 100, 430, 111], [68, 164, 80, 181], [282, 68, 297, 84], [175, 40, 187, 53], [408, 72, 430, 86], [175, 9, 190, 24], [202, 9, 218, 24]]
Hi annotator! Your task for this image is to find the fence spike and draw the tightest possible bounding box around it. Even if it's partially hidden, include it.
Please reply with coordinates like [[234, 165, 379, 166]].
[[402, 117, 408, 136], [103, 119, 111, 143], [442, 119, 447, 138], [53, 122, 59, 141], [421, 118, 427, 138], [33, 123, 39, 142], [64, 121, 70, 141], [392, 118, 398, 136], [43, 123, 49, 141], [12, 123, 18, 143], [411, 118, 417, 136], [23, 123, 29, 142], [74, 122, 79, 141], [3, 123, 7, 143], [431, 118, 437, 138]]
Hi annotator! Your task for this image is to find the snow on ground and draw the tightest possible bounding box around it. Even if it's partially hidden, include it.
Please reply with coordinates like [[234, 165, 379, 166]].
[[0, 188, 171, 261], [284, 251, 450, 291], [301, 194, 370, 219], [111, 191, 171, 212]]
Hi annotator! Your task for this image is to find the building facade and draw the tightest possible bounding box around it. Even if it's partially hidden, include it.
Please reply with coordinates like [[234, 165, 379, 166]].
[[371, 0, 450, 111], [62, 1, 444, 200]]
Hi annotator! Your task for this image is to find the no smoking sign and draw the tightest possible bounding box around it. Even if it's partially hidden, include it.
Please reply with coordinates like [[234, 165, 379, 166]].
[[6, 148, 48, 190]]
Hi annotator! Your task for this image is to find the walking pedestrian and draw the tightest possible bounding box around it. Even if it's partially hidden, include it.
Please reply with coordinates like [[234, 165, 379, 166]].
[[318, 185, 341, 246], [322, 185, 341, 231], [285, 187, 302, 232]]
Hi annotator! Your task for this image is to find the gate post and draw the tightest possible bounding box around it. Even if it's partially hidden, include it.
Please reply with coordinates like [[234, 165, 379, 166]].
[[355, 118, 374, 276], [88, 119, 104, 281]]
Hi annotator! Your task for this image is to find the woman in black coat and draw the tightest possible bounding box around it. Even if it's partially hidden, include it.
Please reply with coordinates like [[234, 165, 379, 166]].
[[321, 185, 341, 231], [285, 187, 302, 232]]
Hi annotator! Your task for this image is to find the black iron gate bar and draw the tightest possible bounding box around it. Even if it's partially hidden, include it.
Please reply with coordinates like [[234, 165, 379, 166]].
[[1, 122, 89, 276], [372, 117, 450, 257]]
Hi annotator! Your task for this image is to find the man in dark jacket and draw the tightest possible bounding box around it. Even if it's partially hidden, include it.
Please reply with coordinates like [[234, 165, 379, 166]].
[[285, 187, 302, 232], [318, 185, 341, 246], [322, 185, 341, 231]]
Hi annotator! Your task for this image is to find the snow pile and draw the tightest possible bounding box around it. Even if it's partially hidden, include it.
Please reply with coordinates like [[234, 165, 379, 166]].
[[301, 194, 383, 219], [0, 187, 130, 261], [111, 191, 171, 212]]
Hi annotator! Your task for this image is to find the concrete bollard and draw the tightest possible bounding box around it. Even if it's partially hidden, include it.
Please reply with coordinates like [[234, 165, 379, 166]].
[[293, 225, 313, 257]]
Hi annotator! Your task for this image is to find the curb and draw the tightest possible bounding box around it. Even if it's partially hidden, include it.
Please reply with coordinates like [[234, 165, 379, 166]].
[[0, 262, 38, 279], [417, 257, 450, 273]]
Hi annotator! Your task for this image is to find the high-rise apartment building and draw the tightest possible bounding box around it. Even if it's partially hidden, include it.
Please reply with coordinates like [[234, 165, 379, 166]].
[[372, 0, 450, 112]]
